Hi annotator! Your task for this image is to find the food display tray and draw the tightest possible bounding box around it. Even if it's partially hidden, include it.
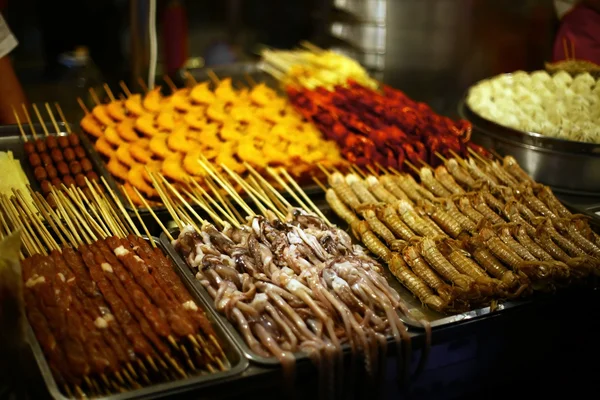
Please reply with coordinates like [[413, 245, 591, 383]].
[[160, 211, 533, 368], [0, 122, 113, 195], [27, 236, 249, 400], [458, 98, 600, 196], [95, 61, 325, 219]]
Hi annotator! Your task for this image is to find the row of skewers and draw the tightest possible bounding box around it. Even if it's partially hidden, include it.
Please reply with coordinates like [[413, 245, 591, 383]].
[[0, 177, 229, 398], [78, 74, 344, 207], [262, 46, 486, 170], [13, 103, 101, 209], [317, 151, 600, 312], [136, 158, 430, 396]]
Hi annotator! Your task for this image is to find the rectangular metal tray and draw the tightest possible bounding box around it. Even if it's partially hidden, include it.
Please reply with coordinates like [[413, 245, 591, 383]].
[[0, 122, 114, 196], [160, 226, 447, 367], [27, 236, 249, 400], [160, 194, 536, 351]]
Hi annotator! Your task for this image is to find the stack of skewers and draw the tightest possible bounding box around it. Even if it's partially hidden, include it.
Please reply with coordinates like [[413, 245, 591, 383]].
[[316, 151, 600, 313], [79, 75, 345, 207], [261, 46, 487, 170], [139, 160, 431, 396], [0, 178, 230, 397]]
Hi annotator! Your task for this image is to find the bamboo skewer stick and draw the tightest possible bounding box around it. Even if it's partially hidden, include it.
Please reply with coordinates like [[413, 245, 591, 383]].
[[145, 170, 184, 230], [205, 177, 244, 223], [221, 166, 270, 218], [220, 165, 274, 213], [32, 104, 50, 136], [62, 185, 107, 238], [188, 179, 238, 227], [198, 159, 254, 217], [131, 185, 175, 241], [266, 168, 310, 211], [45, 103, 61, 134], [403, 160, 421, 174], [103, 84, 117, 103], [101, 177, 141, 237], [181, 187, 227, 228], [317, 163, 332, 178], [76, 187, 111, 237], [54, 103, 72, 133], [163, 75, 177, 93], [207, 70, 220, 85], [30, 191, 68, 246], [77, 98, 90, 115], [183, 71, 197, 87], [120, 186, 155, 246], [34, 191, 76, 246], [278, 168, 331, 225], [244, 162, 293, 210], [11, 106, 28, 143], [21, 104, 39, 140], [158, 174, 208, 227], [246, 175, 287, 217], [137, 78, 149, 93], [119, 81, 133, 97], [312, 177, 328, 192], [89, 88, 102, 106], [434, 152, 448, 163]]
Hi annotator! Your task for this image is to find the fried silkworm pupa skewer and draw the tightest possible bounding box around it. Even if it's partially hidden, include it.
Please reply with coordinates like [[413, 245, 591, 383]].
[[357, 205, 396, 245], [328, 172, 361, 210], [402, 245, 454, 303]]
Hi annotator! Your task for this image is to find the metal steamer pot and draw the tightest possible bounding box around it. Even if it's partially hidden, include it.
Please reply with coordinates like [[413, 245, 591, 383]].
[[459, 99, 600, 197]]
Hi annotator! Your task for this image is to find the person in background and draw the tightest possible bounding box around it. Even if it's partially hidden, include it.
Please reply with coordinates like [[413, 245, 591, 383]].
[[0, 12, 26, 124], [553, 0, 600, 64]]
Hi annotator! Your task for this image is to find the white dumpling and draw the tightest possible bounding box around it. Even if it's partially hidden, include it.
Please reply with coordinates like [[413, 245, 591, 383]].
[[571, 81, 592, 95], [553, 70, 573, 86], [512, 70, 532, 86], [572, 72, 595, 88], [531, 70, 552, 84]]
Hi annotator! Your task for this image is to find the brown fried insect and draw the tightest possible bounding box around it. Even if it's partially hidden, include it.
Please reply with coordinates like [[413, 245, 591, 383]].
[[346, 174, 379, 205], [457, 196, 485, 224], [351, 220, 392, 263], [419, 200, 464, 239], [466, 158, 498, 187], [539, 219, 591, 259], [365, 175, 398, 203], [434, 165, 465, 195], [502, 155, 534, 184], [438, 240, 500, 288], [378, 205, 419, 241], [536, 186, 572, 218], [496, 225, 537, 261], [467, 237, 520, 288], [479, 228, 554, 281], [329, 172, 361, 210], [419, 167, 452, 197], [446, 158, 477, 189], [519, 186, 556, 218], [396, 174, 436, 202], [325, 189, 359, 225], [534, 230, 592, 278], [379, 175, 412, 203], [504, 200, 536, 236], [418, 237, 475, 291], [441, 198, 477, 233], [358, 205, 396, 245], [388, 253, 447, 313], [397, 200, 444, 238], [402, 245, 453, 302]]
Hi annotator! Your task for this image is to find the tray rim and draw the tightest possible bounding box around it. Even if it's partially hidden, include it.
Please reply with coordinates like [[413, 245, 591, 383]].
[[26, 236, 249, 400]]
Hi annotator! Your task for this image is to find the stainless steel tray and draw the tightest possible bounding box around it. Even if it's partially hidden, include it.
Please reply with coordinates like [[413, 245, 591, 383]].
[[459, 99, 600, 196], [160, 214, 531, 366], [27, 236, 249, 400]]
